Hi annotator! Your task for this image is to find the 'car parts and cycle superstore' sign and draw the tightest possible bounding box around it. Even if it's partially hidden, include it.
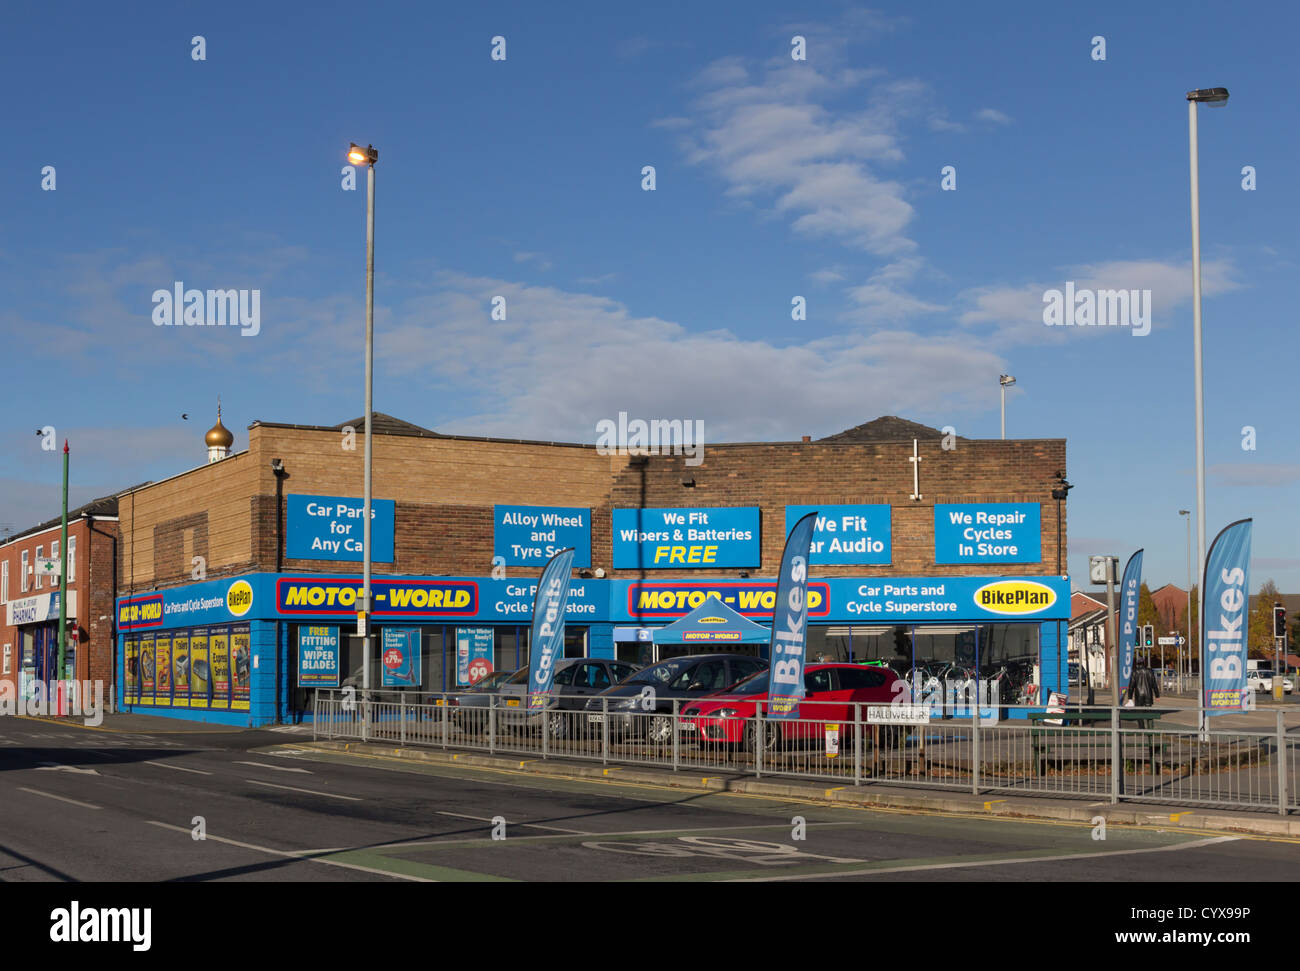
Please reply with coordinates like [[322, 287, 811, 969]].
[[612, 507, 760, 569]]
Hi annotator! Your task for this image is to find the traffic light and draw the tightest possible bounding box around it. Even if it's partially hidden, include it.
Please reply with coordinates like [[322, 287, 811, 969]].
[[1275, 604, 1288, 640], [1143, 625, 1153, 648]]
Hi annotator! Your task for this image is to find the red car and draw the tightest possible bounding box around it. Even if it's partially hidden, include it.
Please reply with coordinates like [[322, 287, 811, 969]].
[[683, 663, 909, 749]]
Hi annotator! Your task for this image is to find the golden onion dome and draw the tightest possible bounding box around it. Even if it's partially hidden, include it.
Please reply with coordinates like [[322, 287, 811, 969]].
[[205, 400, 234, 448]]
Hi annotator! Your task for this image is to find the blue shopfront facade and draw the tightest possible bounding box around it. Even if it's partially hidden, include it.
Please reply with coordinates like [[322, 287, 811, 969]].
[[116, 572, 1070, 726]]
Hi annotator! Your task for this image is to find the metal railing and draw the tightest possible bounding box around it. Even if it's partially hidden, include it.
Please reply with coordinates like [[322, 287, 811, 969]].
[[311, 690, 1300, 815]]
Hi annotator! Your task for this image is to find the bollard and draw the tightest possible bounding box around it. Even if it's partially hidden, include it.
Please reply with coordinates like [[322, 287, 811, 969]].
[[441, 694, 449, 749]]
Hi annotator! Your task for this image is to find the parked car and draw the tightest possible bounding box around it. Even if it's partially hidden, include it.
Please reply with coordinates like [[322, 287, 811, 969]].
[[683, 663, 909, 750], [584, 653, 768, 742], [1246, 668, 1294, 694], [455, 658, 643, 736], [428, 669, 513, 706]]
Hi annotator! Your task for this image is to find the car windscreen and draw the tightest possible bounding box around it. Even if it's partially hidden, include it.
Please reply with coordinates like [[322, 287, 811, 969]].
[[726, 670, 770, 695], [505, 667, 530, 685], [625, 658, 697, 685]]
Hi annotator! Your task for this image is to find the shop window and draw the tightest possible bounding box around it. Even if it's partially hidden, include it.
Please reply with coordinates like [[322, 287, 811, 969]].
[[2, 644, 9, 676], [20, 551, 28, 593], [806, 626, 851, 663], [67, 537, 76, 582], [978, 624, 1040, 705], [911, 626, 977, 681], [33, 546, 42, 589], [852, 625, 912, 678]]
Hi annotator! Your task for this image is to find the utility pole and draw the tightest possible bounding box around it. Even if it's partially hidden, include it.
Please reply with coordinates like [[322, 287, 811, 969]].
[[57, 440, 69, 712]]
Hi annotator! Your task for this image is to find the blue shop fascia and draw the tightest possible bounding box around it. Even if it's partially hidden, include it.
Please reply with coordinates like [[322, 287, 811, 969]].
[[116, 571, 1071, 726]]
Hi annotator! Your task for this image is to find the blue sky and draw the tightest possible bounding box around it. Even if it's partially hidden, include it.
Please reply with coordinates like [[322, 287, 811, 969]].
[[2, 0, 1296, 594]]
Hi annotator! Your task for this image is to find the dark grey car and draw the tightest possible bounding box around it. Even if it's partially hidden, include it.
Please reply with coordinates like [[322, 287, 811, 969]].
[[455, 657, 642, 736], [583, 653, 768, 742]]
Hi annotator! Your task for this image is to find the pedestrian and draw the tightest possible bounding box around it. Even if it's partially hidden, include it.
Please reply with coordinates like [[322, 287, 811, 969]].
[[1124, 661, 1160, 707]]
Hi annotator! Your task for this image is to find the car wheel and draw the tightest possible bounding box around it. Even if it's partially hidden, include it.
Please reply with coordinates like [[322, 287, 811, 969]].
[[743, 722, 782, 752], [646, 714, 673, 744], [548, 711, 569, 739]]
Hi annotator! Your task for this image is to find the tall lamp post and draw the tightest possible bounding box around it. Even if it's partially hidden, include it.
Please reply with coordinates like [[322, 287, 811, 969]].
[[1186, 87, 1228, 725], [999, 374, 1016, 440], [1051, 472, 1073, 698], [1179, 508, 1192, 693], [348, 142, 378, 703]]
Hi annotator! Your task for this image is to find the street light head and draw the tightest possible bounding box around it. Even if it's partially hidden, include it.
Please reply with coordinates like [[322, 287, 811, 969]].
[[1186, 87, 1229, 106], [348, 142, 378, 165], [999, 374, 1016, 387], [1179, 509, 1190, 516]]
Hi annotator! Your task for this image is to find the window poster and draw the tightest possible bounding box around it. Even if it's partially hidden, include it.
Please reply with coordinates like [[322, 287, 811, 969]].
[[231, 624, 250, 711], [172, 632, 190, 708], [209, 627, 231, 710]]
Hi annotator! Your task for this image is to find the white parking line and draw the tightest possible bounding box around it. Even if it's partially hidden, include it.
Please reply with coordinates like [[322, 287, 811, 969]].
[[246, 780, 361, 801], [16, 786, 101, 810], [435, 810, 589, 835], [144, 760, 213, 775], [145, 821, 430, 881], [234, 761, 312, 774], [729, 835, 1242, 881]]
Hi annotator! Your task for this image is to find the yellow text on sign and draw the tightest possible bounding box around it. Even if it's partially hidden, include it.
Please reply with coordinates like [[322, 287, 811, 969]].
[[652, 545, 718, 564]]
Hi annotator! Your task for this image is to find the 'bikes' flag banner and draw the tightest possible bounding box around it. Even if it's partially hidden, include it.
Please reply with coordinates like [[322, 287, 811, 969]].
[[527, 547, 576, 710], [1118, 549, 1144, 693], [1202, 519, 1252, 716], [768, 511, 818, 720]]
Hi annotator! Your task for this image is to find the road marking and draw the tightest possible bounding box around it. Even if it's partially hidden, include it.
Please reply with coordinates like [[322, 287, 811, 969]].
[[36, 763, 100, 775], [435, 811, 590, 835], [16, 786, 101, 810], [730, 835, 1242, 881], [246, 780, 361, 801], [376, 820, 858, 851], [144, 761, 212, 775], [234, 761, 312, 774], [145, 821, 431, 881]]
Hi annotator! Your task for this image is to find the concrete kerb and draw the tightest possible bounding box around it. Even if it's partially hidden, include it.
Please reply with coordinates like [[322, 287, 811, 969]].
[[296, 739, 1300, 840]]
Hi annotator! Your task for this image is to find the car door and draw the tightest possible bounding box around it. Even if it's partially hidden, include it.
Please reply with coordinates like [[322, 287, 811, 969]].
[[565, 662, 612, 709], [799, 667, 840, 738]]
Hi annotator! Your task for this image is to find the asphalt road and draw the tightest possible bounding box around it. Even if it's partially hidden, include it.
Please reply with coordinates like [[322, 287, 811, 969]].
[[2, 715, 1299, 882]]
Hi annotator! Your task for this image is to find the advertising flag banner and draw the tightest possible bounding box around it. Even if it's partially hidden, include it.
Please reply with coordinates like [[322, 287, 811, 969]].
[[768, 511, 818, 720], [1203, 519, 1252, 716], [527, 547, 576, 710], [381, 628, 422, 687], [1117, 550, 1144, 693]]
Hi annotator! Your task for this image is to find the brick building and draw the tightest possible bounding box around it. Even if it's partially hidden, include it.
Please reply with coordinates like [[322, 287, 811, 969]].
[[113, 412, 1071, 726], [0, 493, 122, 698]]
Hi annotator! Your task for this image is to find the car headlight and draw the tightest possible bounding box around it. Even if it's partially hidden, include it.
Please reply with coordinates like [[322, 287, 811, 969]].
[[715, 708, 738, 718]]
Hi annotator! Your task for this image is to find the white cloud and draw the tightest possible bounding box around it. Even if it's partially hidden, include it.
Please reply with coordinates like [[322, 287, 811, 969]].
[[513, 251, 553, 271], [374, 271, 1006, 443], [976, 108, 1013, 125]]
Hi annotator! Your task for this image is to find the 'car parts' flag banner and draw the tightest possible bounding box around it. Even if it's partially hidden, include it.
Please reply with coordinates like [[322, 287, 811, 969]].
[[1118, 549, 1143, 693], [1203, 519, 1252, 715], [768, 511, 818, 720], [528, 547, 576, 710]]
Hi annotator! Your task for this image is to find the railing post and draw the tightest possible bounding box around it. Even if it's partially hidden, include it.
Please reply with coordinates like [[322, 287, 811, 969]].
[[542, 700, 549, 760], [601, 697, 609, 765], [755, 702, 764, 778], [672, 698, 680, 772], [489, 695, 496, 755], [853, 703, 862, 786], [362, 695, 369, 744], [1110, 705, 1119, 804], [1278, 708, 1287, 817], [972, 700, 981, 795], [312, 691, 319, 742], [441, 694, 448, 749], [400, 693, 406, 746]]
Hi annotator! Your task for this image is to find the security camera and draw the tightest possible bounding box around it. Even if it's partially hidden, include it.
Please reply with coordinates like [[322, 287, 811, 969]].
[[270, 458, 284, 472]]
